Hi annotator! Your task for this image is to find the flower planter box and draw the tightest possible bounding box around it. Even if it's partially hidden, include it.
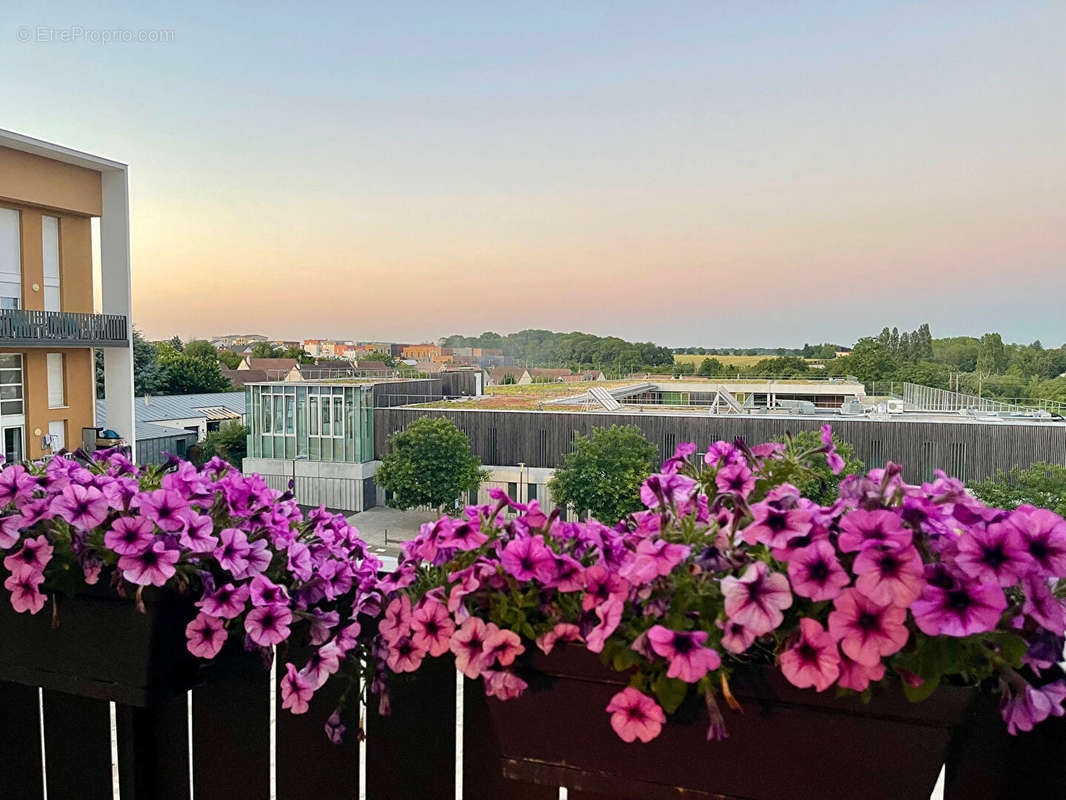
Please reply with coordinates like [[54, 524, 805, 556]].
[[484, 646, 974, 800], [0, 584, 204, 707]]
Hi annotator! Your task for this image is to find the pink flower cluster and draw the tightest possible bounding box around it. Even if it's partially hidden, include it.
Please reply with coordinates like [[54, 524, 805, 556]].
[[376, 436, 1066, 744], [0, 451, 383, 739]]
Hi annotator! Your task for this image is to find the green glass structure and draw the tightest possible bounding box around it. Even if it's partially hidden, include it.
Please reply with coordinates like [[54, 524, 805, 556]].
[[245, 383, 374, 462]]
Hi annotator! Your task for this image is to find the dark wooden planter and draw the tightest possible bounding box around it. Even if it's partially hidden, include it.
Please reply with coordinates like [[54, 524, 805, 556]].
[[0, 584, 203, 707], [481, 646, 974, 800]]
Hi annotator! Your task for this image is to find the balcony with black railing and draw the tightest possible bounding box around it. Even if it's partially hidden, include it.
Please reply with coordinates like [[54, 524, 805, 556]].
[[0, 308, 128, 348]]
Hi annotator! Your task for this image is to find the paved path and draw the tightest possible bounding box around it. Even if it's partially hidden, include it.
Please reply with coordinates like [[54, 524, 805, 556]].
[[346, 506, 441, 561]]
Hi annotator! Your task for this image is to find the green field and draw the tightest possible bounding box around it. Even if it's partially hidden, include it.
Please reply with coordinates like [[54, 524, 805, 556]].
[[672, 354, 794, 368]]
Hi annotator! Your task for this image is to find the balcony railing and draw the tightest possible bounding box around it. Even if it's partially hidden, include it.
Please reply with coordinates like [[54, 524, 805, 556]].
[[0, 309, 128, 348]]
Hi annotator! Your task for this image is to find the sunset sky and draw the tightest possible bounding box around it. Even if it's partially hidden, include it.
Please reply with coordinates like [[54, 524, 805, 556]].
[[1, 1, 1062, 347]]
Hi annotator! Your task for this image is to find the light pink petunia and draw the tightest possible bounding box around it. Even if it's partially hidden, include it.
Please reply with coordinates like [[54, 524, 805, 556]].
[[779, 618, 840, 692], [3, 534, 53, 576], [410, 597, 456, 657], [646, 625, 721, 683], [787, 540, 850, 601], [179, 514, 218, 553], [196, 582, 249, 619], [852, 544, 925, 606], [244, 604, 293, 646], [721, 561, 793, 636], [118, 540, 179, 586], [536, 623, 583, 655], [185, 612, 227, 658], [585, 596, 623, 653], [281, 663, 315, 714], [4, 569, 46, 614], [450, 617, 492, 679], [718, 618, 757, 654], [605, 688, 665, 743], [837, 509, 912, 553], [50, 483, 110, 530], [741, 502, 812, 549], [483, 625, 525, 667], [104, 516, 154, 556], [380, 595, 413, 645], [827, 588, 909, 667], [482, 669, 529, 701], [214, 528, 252, 575]]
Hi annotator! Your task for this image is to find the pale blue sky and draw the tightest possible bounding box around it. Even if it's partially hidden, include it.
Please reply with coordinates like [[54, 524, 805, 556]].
[[1, 1, 1062, 346]]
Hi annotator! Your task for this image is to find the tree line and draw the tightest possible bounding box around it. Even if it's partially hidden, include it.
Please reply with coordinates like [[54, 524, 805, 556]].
[[440, 329, 674, 373]]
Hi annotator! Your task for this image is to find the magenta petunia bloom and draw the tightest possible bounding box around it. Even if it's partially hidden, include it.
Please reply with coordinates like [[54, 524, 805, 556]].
[[787, 540, 850, 601], [482, 669, 529, 701], [585, 595, 624, 653], [827, 588, 909, 667], [3, 534, 54, 576], [244, 604, 293, 646], [410, 597, 456, 657], [450, 617, 492, 679], [438, 519, 489, 551], [0, 514, 23, 549], [104, 516, 154, 556], [135, 488, 193, 532], [4, 569, 45, 614], [51, 483, 110, 530], [185, 612, 227, 658], [640, 472, 698, 510], [536, 622, 583, 655], [287, 542, 313, 581], [324, 710, 346, 744], [214, 528, 252, 575], [281, 663, 314, 714], [820, 425, 845, 475], [837, 509, 912, 553], [118, 540, 179, 586], [499, 535, 557, 583], [779, 618, 840, 692], [852, 544, 925, 606], [911, 580, 1007, 637], [483, 625, 525, 668], [1021, 575, 1066, 635], [955, 522, 1031, 587], [741, 503, 812, 549], [249, 574, 289, 607], [618, 537, 690, 585], [1001, 680, 1066, 735], [231, 538, 271, 580], [718, 618, 757, 654], [1009, 508, 1066, 577], [646, 625, 721, 682], [0, 463, 35, 507], [715, 463, 755, 499], [380, 595, 413, 645], [582, 564, 629, 611], [196, 582, 249, 619], [179, 514, 217, 553], [605, 688, 665, 743], [836, 651, 886, 692], [721, 562, 793, 636], [301, 642, 342, 688]]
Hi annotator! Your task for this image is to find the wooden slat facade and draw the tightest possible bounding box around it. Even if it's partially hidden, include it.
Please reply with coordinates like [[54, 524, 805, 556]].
[[374, 408, 1066, 484]]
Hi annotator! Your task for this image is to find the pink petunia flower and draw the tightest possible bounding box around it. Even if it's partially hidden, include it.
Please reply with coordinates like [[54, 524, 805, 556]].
[[4, 569, 46, 614], [715, 463, 755, 499], [619, 537, 691, 586], [196, 582, 249, 619], [104, 516, 154, 556], [185, 612, 227, 658], [827, 588, 909, 667], [837, 509, 912, 553], [820, 425, 846, 475], [955, 522, 1031, 587], [118, 540, 179, 586], [482, 669, 529, 701], [787, 540, 850, 601], [640, 472, 698, 510], [450, 617, 493, 678], [779, 618, 840, 692], [484, 625, 525, 667], [585, 596, 624, 653], [646, 625, 721, 682], [1001, 680, 1066, 735], [410, 597, 456, 657], [499, 535, 557, 582], [249, 574, 290, 607], [1010, 508, 1066, 577], [582, 564, 629, 611], [281, 663, 315, 714], [536, 623, 582, 655], [214, 528, 252, 575], [911, 580, 1007, 637], [3, 534, 53, 576], [741, 502, 812, 549], [852, 544, 925, 606], [605, 688, 665, 743], [1021, 575, 1066, 635], [718, 618, 757, 654], [300, 642, 342, 688], [50, 483, 110, 530], [244, 604, 293, 646], [380, 595, 413, 645], [179, 514, 218, 553], [836, 651, 886, 692], [721, 561, 793, 636], [135, 488, 193, 532]]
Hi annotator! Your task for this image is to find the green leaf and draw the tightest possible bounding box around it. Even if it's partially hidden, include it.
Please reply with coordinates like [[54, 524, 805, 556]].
[[902, 673, 941, 703], [651, 673, 688, 714]]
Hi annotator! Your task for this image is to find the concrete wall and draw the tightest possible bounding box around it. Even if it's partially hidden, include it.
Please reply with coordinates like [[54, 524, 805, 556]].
[[243, 457, 379, 511]]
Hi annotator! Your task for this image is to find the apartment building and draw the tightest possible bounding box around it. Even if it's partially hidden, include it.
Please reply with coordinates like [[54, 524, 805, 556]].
[[0, 130, 133, 461]]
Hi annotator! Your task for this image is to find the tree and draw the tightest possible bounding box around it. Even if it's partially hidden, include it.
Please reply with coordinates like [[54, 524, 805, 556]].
[[184, 339, 219, 361], [133, 328, 168, 396], [698, 357, 724, 377], [977, 332, 1007, 375], [251, 341, 281, 359], [191, 422, 249, 467], [217, 349, 242, 369], [969, 463, 1066, 518], [375, 417, 486, 511], [282, 346, 314, 364], [548, 425, 658, 523]]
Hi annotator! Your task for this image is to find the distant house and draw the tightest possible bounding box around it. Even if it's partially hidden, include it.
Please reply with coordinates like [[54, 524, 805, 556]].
[[525, 368, 573, 384], [238, 357, 299, 379], [97, 391, 246, 464], [488, 367, 529, 385], [559, 370, 606, 383], [222, 368, 270, 387], [351, 360, 392, 374]]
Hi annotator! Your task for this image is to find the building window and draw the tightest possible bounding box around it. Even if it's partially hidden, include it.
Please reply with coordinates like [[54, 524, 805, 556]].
[[47, 353, 65, 408], [2, 425, 23, 463], [527, 483, 538, 503], [0, 353, 24, 416], [951, 443, 966, 481], [507, 481, 518, 501], [41, 216, 61, 312], [664, 432, 676, 459], [537, 429, 548, 465], [488, 427, 498, 464], [0, 208, 21, 310], [869, 440, 884, 468], [468, 488, 478, 505], [309, 396, 319, 435], [47, 420, 66, 452], [261, 395, 272, 434]]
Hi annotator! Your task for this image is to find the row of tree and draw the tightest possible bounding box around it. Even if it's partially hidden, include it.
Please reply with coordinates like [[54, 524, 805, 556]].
[[440, 329, 674, 372]]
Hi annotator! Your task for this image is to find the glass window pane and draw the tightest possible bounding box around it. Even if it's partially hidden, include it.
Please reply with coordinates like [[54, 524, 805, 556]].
[[0, 354, 21, 370], [0, 385, 23, 400], [4, 427, 23, 463], [273, 396, 284, 433], [333, 397, 343, 437], [262, 396, 272, 433], [285, 396, 295, 434], [0, 369, 21, 384], [309, 396, 319, 435], [1, 400, 23, 415], [321, 397, 331, 436]]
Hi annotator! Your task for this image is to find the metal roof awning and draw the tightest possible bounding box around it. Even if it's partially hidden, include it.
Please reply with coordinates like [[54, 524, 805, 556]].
[[197, 406, 242, 421]]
